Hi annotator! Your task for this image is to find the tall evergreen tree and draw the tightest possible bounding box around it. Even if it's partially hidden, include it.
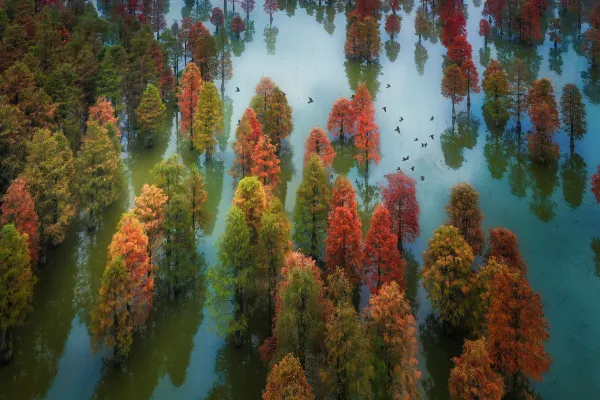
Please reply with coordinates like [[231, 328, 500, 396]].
[[193, 81, 223, 157], [136, 83, 166, 147]]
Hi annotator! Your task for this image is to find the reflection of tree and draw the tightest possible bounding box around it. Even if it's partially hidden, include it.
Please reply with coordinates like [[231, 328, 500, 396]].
[[385, 40, 401, 62], [230, 35, 246, 57], [403, 250, 420, 314], [264, 25, 279, 55], [414, 41, 428, 75], [528, 161, 559, 222], [402, 0, 415, 14], [324, 5, 336, 35], [344, 59, 382, 99], [419, 314, 463, 400], [440, 112, 479, 170], [215, 30, 234, 98], [581, 67, 600, 105], [279, 0, 298, 17], [479, 46, 490, 67], [548, 47, 563, 76], [219, 96, 233, 153], [507, 129, 529, 198], [560, 153, 587, 209], [592, 238, 600, 277], [331, 138, 357, 175], [184, 0, 211, 22], [276, 143, 295, 206], [484, 132, 510, 180], [202, 158, 225, 235], [356, 172, 380, 232], [493, 37, 542, 81], [243, 20, 255, 44]]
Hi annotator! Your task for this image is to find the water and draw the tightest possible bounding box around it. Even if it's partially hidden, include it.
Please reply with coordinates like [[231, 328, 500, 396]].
[[2, 1, 600, 399]]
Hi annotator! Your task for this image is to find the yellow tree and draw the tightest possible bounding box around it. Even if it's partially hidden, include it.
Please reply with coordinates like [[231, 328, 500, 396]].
[[193, 81, 223, 158]]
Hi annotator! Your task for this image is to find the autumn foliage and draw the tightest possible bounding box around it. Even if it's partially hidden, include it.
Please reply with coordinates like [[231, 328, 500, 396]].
[[487, 228, 526, 272], [231, 108, 263, 180], [446, 183, 484, 256], [381, 171, 420, 251], [385, 14, 400, 39], [325, 205, 363, 285], [442, 64, 467, 119], [176, 63, 203, 142], [88, 97, 120, 138], [251, 135, 281, 191], [592, 166, 600, 203], [303, 127, 335, 167], [527, 79, 560, 164], [262, 353, 314, 400], [132, 184, 168, 261], [327, 98, 354, 139], [354, 108, 381, 167], [231, 16, 246, 38]]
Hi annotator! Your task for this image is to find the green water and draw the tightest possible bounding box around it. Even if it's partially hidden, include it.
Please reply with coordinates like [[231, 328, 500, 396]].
[[1, 1, 599, 399]]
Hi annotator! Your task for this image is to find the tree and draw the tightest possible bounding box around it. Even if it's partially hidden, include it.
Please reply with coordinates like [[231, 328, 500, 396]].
[[304, 127, 335, 167], [176, 63, 203, 146], [442, 64, 467, 120], [330, 175, 359, 212], [487, 227, 525, 272], [479, 19, 491, 47], [344, 13, 381, 63], [385, 14, 401, 40], [191, 22, 216, 81], [251, 135, 281, 191], [207, 205, 253, 345], [231, 108, 263, 180], [354, 108, 381, 169], [448, 338, 504, 400], [231, 16, 246, 38], [1, 178, 39, 267], [486, 264, 552, 383], [258, 198, 291, 334], [422, 225, 475, 328], [264, 87, 293, 150], [446, 183, 484, 256], [210, 7, 224, 31], [21, 129, 76, 248], [327, 98, 354, 140], [364, 281, 421, 399], [447, 35, 473, 67], [91, 257, 133, 363], [352, 83, 374, 125], [592, 165, 600, 203], [264, 0, 278, 24], [186, 166, 208, 234], [527, 79, 560, 164], [461, 58, 480, 110], [151, 155, 186, 200], [193, 81, 223, 158], [241, 0, 255, 21], [322, 298, 373, 399], [132, 184, 168, 264], [381, 171, 420, 252], [108, 214, 153, 328], [232, 176, 268, 240], [274, 252, 326, 369], [560, 83, 587, 154], [325, 206, 363, 285], [414, 8, 429, 41], [136, 84, 166, 147], [88, 97, 120, 139], [293, 155, 330, 259], [507, 58, 531, 132], [263, 353, 314, 400], [482, 59, 509, 127], [0, 224, 36, 364], [583, 27, 600, 67], [548, 18, 562, 48], [76, 123, 123, 229], [364, 204, 405, 294]]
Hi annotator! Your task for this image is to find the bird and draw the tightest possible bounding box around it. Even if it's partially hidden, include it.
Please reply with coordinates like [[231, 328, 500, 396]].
[[397, 167, 401, 171], [429, 134, 434, 140], [421, 143, 428, 148], [421, 176, 425, 181], [402, 156, 410, 161], [235, 87, 240, 92], [355, 179, 359, 185], [430, 116, 434, 121], [386, 83, 391, 88], [351, 94, 355, 99], [308, 97, 314, 104], [399, 117, 404, 122], [395, 126, 401, 133], [237, 119, 240, 125], [410, 166, 415, 171], [414, 138, 418, 142], [382, 106, 387, 112]]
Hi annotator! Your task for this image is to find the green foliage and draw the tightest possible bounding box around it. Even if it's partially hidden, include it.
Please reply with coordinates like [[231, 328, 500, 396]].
[[185, 165, 208, 234], [135, 83, 165, 147], [76, 122, 123, 228], [151, 155, 186, 199], [21, 129, 76, 247], [96, 47, 125, 111], [293, 155, 330, 259], [207, 205, 253, 337], [193, 81, 223, 156], [263, 87, 293, 148]]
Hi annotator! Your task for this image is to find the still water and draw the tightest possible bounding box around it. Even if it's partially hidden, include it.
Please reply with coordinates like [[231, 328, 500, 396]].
[[1, 1, 599, 399]]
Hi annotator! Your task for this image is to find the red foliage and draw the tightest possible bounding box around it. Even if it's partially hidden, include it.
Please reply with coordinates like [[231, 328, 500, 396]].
[[241, 0, 255, 17], [380, 171, 420, 250], [440, 2, 466, 47], [479, 19, 491, 38], [364, 204, 405, 294], [176, 63, 203, 139], [354, 109, 381, 167], [1, 178, 40, 267], [330, 176, 359, 216], [447, 35, 473, 67], [356, 0, 381, 19], [592, 165, 600, 203], [251, 135, 281, 191], [351, 83, 374, 130], [487, 228, 526, 272], [231, 16, 246, 38], [327, 98, 355, 139], [264, 0, 278, 20], [385, 14, 401, 39], [325, 206, 363, 285], [304, 127, 335, 167], [486, 266, 552, 381], [522, 0, 543, 42], [88, 97, 120, 137], [462, 58, 481, 96], [210, 7, 224, 30]]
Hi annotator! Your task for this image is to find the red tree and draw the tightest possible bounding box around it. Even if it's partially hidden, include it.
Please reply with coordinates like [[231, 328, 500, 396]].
[[327, 98, 354, 139], [381, 171, 420, 251], [210, 8, 224, 31], [364, 204, 405, 293], [385, 14, 401, 40], [441, 64, 467, 119], [88, 97, 120, 138], [527, 79, 560, 164], [251, 135, 281, 191], [592, 165, 600, 203], [354, 109, 381, 168], [355, 0, 381, 19], [231, 108, 263, 179], [241, 0, 255, 20], [331, 176, 359, 212], [1, 178, 40, 267], [176, 63, 203, 143], [304, 127, 335, 167], [479, 19, 491, 46], [447, 35, 473, 66], [231, 16, 246, 38], [487, 228, 526, 272], [325, 206, 363, 285], [462, 58, 480, 109], [264, 0, 278, 23], [351, 83, 374, 130], [441, 3, 466, 47]]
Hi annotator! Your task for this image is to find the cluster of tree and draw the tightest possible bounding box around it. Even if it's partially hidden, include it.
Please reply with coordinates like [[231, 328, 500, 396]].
[[344, 0, 382, 63], [482, 0, 546, 42], [420, 182, 552, 398], [91, 155, 208, 362]]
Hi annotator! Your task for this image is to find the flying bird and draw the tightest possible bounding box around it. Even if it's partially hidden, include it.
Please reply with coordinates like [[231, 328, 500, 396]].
[[410, 166, 415, 171], [399, 117, 404, 122], [351, 94, 355, 99], [386, 83, 391, 88], [402, 156, 410, 161], [429, 134, 434, 140], [421, 143, 428, 148], [382, 106, 387, 112], [414, 138, 418, 142], [395, 126, 401, 133], [430, 116, 434, 121], [235, 87, 240, 92], [397, 167, 401, 171], [421, 176, 425, 181], [308, 97, 314, 104]]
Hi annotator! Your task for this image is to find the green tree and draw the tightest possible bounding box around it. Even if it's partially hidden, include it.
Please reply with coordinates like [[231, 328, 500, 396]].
[[422, 225, 476, 330], [0, 224, 36, 363], [293, 155, 330, 259], [185, 165, 208, 234], [207, 205, 253, 346], [264, 87, 293, 150], [232, 176, 267, 241], [482, 60, 509, 128], [560, 83, 587, 154], [21, 129, 76, 248], [96, 46, 125, 111], [257, 197, 291, 334], [151, 155, 186, 200], [91, 256, 133, 363], [136, 83, 166, 147], [193, 81, 223, 157], [76, 122, 123, 229]]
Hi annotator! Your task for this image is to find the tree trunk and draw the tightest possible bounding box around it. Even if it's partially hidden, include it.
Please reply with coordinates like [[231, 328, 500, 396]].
[[570, 126, 575, 155]]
